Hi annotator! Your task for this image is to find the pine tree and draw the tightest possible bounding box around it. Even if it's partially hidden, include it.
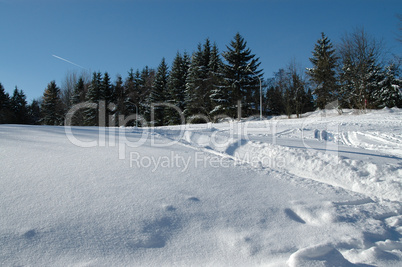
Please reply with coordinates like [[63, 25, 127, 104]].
[[27, 99, 41, 125], [114, 75, 126, 126], [11, 87, 28, 124], [184, 44, 204, 120], [303, 88, 316, 113], [148, 58, 169, 126], [209, 43, 226, 119], [42, 81, 63, 125], [124, 68, 140, 125], [102, 72, 114, 104], [101, 72, 114, 126], [0, 83, 13, 123], [375, 63, 402, 108], [222, 33, 263, 118], [265, 85, 283, 116], [288, 69, 306, 118], [138, 66, 155, 123], [70, 77, 87, 125], [339, 28, 383, 109], [71, 77, 86, 104], [84, 72, 102, 126], [307, 33, 338, 109], [266, 69, 286, 116], [184, 39, 214, 121], [166, 52, 188, 125], [282, 62, 310, 118]]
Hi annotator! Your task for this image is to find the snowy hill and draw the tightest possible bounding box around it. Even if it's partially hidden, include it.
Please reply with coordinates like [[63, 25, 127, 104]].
[[1, 108, 401, 266]]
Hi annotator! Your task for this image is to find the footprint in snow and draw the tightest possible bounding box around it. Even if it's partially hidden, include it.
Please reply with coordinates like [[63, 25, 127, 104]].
[[284, 208, 306, 224], [164, 205, 176, 212], [23, 229, 37, 239], [187, 197, 200, 202], [129, 216, 181, 249]]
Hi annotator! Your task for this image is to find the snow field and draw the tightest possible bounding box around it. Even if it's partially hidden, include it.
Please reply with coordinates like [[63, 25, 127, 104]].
[[0, 108, 401, 266]]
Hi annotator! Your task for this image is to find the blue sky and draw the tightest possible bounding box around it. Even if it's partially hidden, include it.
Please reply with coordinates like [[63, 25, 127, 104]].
[[1, 0, 401, 101]]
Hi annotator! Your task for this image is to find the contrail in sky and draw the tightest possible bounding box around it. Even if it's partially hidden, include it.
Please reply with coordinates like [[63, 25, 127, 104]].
[[52, 54, 87, 69]]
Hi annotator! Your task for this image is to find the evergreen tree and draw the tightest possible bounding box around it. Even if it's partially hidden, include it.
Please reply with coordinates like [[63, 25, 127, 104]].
[[84, 72, 102, 126], [137, 66, 155, 123], [288, 69, 305, 118], [265, 85, 282, 116], [184, 44, 205, 120], [102, 72, 114, 103], [11, 87, 28, 124], [114, 75, 126, 126], [70, 77, 87, 125], [339, 28, 383, 109], [282, 62, 310, 118], [222, 33, 263, 118], [375, 62, 402, 108], [184, 39, 214, 121], [148, 58, 169, 126], [208, 43, 226, 119], [307, 32, 338, 109], [266, 69, 286, 116], [71, 77, 86, 104], [0, 83, 13, 123], [166, 52, 188, 125], [42, 81, 63, 125], [303, 88, 316, 113], [124, 68, 140, 124], [101, 72, 114, 126], [27, 99, 41, 125]]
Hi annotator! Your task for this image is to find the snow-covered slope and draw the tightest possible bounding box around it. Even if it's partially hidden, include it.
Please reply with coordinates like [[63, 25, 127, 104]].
[[1, 108, 401, 266]]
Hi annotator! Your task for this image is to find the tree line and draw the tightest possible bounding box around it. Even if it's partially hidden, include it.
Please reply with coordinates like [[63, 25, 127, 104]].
[[266, 29, 401, 118], [0, 30, 401, 126]]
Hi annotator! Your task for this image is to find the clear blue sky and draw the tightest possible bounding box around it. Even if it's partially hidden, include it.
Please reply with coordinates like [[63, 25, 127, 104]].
[[1, 0, 401, 102]]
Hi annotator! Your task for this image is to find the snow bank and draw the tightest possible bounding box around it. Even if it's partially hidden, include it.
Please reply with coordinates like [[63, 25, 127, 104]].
[[288, 244, 356, 267]]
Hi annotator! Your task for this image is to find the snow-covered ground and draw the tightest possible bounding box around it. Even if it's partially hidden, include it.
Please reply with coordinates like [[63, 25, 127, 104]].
[[1, 108, 401, 266]]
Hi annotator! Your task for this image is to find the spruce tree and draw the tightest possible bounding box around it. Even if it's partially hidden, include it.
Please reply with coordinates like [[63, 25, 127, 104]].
[[0, 83, 13, 123], [149, 58, 169, 126], [222, 33, 263, 118], [27, 99, 41, 125], [138, 66, 155, 123], [303, 88, 316, 113], [42, 81, 63, 125], [70, 77, 86, 125], [184, 44, 205, 120], [84, 72, 102, 126], [266, 69, 286, 116], [289, 70, 306, 118], [339, 29, 383, 109], [124, 68, 140, 124], [166, 52, 188, 125], [184, 40, 214, 121], [114, 75, 126, 126], [102, 72, 112, 101], [101, 72, 114, 126], [307, 32, 338, 109], [71, 77, 86, 104], [283, 62, 309, 118], [11, 87, 28, 124], [375, 63, 402, 108], [209, 43, 226, 119]]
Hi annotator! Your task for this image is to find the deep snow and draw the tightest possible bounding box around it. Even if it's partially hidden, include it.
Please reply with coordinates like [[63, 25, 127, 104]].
[[0, 108, 401, 266]]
